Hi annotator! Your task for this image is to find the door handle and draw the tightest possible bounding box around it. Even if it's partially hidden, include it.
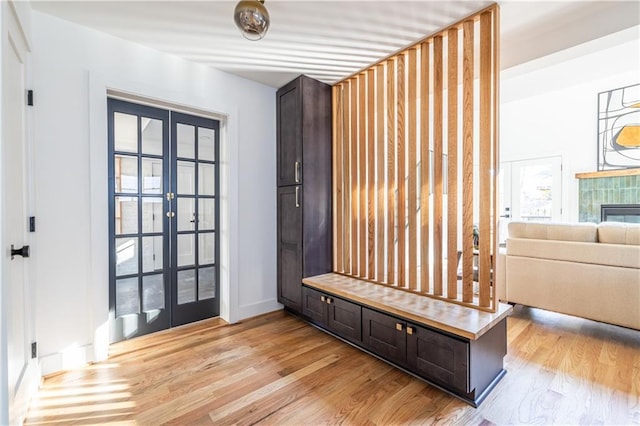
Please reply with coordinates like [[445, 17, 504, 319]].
[[294, 161, 301, 183], [11, 244, 30, 260], [295, 187, 300, 208]]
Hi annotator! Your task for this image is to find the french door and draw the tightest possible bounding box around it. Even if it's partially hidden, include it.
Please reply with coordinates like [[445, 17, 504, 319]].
[[498, 156, 562, 243], [108, 99, 220, 343]]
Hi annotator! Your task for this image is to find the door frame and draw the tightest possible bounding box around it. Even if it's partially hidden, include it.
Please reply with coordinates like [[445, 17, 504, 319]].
[[87, 81, 235, 362]]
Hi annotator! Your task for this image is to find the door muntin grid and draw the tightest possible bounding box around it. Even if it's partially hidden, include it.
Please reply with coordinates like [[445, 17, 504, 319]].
[[171, 112, 219, 317]]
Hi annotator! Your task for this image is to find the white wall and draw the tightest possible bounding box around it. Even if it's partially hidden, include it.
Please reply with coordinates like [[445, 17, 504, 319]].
[[31, 11, 278, 375], [500, 26, 640, 221]]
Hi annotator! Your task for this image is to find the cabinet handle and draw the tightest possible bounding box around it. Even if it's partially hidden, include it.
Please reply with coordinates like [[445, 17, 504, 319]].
[[406, 326, 414, 336], [295, 186, 300, 208], [326, 297, 332, 304], [321, 295, 326, 302], [295, 161, 301, 183], [396, 323, 403, 331]]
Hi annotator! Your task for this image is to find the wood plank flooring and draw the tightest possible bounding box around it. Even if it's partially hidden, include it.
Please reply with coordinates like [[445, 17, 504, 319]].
[[25, 306, 640, 425]]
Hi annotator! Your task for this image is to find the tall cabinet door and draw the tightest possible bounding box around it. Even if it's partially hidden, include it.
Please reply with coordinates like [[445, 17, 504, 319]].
[[277, 186, 303, 311], [277, 80, 302, 187]]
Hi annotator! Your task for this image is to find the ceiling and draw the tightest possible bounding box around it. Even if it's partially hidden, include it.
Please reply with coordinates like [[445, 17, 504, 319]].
[[31, 1, 640, 88]]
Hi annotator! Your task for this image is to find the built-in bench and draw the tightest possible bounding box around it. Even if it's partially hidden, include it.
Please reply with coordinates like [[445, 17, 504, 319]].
[[300, 272, 513, 406]]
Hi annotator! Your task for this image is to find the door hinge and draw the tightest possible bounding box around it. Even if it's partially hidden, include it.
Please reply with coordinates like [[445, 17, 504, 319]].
[[31, 341, 37, 359], [27, 90, 34, 106]]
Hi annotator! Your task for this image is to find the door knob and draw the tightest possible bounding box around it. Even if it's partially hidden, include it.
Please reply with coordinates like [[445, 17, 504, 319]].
[[11, 244, 30, 260]]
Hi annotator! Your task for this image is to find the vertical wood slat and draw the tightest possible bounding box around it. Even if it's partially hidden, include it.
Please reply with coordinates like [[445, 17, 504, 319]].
[[342, 82, 351, 273], [396, 54, 406, 288], [358, 74, 367, 277], [479, 11, 492, 307], [386, 58, 396, 285], [446, 28, 459, 299], [333, 85, 342, 272], [462, 20, 475, 303], [407, 48, 418, 290], [492, 7, 501, 311], [432, 36, 444, 296], [376, 64, 385, 283], [419, 42, 430, 294], [350, 78, 358, 276], [367, 69, 376, 279]]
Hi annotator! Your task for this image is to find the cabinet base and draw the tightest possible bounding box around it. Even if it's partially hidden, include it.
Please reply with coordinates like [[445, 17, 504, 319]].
[[285, 307, 507, 407]]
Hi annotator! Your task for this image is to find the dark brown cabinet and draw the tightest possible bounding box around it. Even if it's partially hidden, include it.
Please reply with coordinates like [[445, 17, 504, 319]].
[[276, 75, 332, 311], [362, 308, 407, 365], [406, 322, 469, 393], [277, 186, 303, 310], [363, 307, 470, 393], [302, 286, 361, 342]]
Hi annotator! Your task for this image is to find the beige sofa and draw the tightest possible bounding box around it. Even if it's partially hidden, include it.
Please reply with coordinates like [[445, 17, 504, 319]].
[[498, 221, 640, 330]]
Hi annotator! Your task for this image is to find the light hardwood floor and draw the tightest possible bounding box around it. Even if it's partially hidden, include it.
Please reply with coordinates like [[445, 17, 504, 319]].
[[25, 305, 639, 425]]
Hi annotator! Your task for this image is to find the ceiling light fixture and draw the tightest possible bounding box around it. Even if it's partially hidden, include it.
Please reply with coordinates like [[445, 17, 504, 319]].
[[233, 0, 270, 41]]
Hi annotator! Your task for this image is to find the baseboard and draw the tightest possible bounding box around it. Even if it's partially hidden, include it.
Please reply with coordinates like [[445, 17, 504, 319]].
[[40, 344, 94, 377], [11, 359, 40, 425], [236, 298, 282, 323]]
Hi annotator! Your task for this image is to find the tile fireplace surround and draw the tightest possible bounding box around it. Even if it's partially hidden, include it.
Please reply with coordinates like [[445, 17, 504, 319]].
[[576, 168, 640, 223]]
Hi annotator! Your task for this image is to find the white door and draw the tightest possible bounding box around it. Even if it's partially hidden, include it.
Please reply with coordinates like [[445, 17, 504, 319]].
[[1, 2, 37, 424], [499, 156, 563, 243]]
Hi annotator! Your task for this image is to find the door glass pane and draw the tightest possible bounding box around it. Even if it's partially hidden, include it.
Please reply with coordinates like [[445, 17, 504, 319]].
[[141, 117, 163, 156], [142, 197, 163, 233], [116, 277, 139, 317], [199, 199, 215, 230], [142, 236, 163, 273], [115, 196, 138, 235], [114, 112, 138, 153], [115, 155, 138, 193], [142, 158, 163, 194], [177, 161, 195, 195], [198, 266, 215, 300], [518, 164, 553, 221], [177, 269, 196, 304], [177, 198, 195, 231], [199, 232, 215, 265], [177, 123, 195, 159], [198, 163, 215, 196], [142, 274, 164, 311], [198, 127, 215, 161], [177, 234, 195, 267], [115, 237, 138, 276]]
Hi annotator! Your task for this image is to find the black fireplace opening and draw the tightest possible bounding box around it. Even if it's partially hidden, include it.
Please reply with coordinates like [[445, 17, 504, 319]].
[[601, 204, 640, 223]]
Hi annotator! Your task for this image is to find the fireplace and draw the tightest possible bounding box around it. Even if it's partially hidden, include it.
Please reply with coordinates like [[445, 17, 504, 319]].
[[600, 204, 640, 223]]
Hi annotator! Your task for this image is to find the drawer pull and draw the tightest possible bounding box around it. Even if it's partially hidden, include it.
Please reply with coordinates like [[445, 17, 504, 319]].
[[396, 323, 403, 331], [326, 298, 332, 304], [407, 326, 414, 335], [321, 295, 326, 302]]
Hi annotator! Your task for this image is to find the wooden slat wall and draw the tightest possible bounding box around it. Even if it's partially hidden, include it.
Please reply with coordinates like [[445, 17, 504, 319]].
[[332, 4, 499, 312]]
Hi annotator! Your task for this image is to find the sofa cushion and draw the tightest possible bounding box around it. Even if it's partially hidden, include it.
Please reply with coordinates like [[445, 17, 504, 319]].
[[598, 221, 640, 245], [508, 221, 598, 242], [507, 238, 640, 269]]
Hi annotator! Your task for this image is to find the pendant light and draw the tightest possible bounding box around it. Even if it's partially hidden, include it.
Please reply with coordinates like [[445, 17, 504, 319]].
[[233, 0, 270, 41]]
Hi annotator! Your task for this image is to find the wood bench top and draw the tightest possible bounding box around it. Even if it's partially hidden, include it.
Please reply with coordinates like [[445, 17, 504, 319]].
[[302, 273, 513, 340]]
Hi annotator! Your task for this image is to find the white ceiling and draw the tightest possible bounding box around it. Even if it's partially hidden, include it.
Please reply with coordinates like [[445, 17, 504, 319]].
[[31, 1, 640, 88]]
